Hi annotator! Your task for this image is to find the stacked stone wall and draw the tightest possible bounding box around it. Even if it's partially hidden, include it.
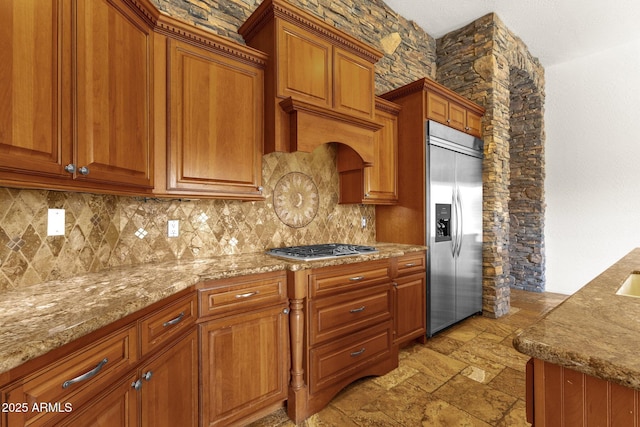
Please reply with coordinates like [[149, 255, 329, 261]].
[[149, 0, 437, 92], [509, 69, 545, 292], [437, 14, 546, 314]]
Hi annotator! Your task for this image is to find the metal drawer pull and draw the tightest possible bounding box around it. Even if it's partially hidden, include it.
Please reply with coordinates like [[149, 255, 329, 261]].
[[350, 348, 366, 357], [349, 306, 366, 313], [235, 291, 259, 299], [143, 371, 153, 381], [163, 312, 185, 327], [349, 276, 364, 282], [404, 263, 416, 267], [62, 358, 108, 389]]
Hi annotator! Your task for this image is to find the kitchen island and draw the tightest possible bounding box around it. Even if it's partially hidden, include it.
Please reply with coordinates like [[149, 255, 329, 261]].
[[513, 248, 640, 425]]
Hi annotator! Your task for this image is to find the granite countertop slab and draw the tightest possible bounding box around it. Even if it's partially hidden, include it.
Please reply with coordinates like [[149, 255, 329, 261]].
[[0, 242, 426, 376], [513, 247, 640, 390]]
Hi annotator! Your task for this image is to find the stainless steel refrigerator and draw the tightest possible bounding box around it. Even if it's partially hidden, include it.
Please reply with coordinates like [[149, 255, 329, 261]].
[[426, 120, 483, 336]]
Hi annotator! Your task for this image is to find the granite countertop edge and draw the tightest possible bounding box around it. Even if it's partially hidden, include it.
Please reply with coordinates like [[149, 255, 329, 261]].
[[0, 242, 426, 376], [513, 247, 640, 390]]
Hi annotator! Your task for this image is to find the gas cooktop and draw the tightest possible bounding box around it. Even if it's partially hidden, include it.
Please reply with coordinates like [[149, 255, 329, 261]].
[[266, 243, 378, 261]]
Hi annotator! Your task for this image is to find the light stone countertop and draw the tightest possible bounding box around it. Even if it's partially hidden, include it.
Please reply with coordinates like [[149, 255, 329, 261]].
[[0, 242, 425, 376], [513, 248, 640, 390]]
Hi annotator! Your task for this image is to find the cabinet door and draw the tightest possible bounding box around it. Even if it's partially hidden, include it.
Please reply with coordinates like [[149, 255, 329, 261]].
[[425, 91, 449, 125], [74, 0, 153, 188], [0, 0, 72, 179], [140, 330, 198, 427], [333, 48, 375, 119], [200, 305, 289, 427], [394, 273, 426, 345], [276, 21, 331, 108], [166, 39, 264, 199], [59, 373, 139, 427], [466, 110, 483, 137], [448, 102, 466, 132], [364, 104, 398, 203]]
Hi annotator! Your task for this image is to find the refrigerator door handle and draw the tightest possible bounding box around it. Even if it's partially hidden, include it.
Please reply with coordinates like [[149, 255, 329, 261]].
[[451, 188, 458, 257], [456, 188, 463, 257]]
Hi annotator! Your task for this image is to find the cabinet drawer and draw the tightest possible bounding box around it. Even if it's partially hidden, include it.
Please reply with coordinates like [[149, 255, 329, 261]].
[[139, 293, 197, 356], [4, 326, 137, 426], [199, 271, 287, 318], [310, 284, 392, 345], [309, 259, 391, 298], [395, 252, 425, 277], [309, 321, 392, 394]]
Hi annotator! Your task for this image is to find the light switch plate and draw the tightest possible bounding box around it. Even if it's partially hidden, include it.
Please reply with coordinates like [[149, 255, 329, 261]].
[[47, 209, 65, 236]]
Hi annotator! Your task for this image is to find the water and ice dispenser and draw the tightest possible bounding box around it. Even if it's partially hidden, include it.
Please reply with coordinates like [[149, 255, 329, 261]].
[[435, 203, 451, 242]]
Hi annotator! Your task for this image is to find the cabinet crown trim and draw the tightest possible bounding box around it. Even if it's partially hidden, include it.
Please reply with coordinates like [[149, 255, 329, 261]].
[[382, 77, 485, 115], [155, 14, 267, 68], [239, 0, 383, 64]]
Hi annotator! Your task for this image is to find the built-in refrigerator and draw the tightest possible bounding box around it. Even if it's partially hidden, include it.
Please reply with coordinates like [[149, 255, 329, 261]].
[[426, 120, 483, 336]]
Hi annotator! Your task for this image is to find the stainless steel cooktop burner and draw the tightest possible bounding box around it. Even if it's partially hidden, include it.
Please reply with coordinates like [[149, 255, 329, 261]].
[[266, 243, 378, 261]]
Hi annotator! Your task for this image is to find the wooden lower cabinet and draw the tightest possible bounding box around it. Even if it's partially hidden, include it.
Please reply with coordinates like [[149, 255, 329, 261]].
[[287, 259, 399, 423], [528, 358, 640, 426], [139, 330, 198, 427], [59, 373, 139, 427], [199, 304, 289, 427], [0, 292, 198, 427], [392, 252, 427, 346]]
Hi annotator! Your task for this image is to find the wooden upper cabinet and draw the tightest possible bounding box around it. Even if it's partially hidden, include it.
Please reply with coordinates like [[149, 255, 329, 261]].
[[276, 22, 331, 108], [338, 97, 400, 205], [0, 0, 155, 193], [74, 0, 153, 189], [239, 0, 382, 157], [152, 27, 266, 200], [333, 47, 376, 119], [0, 0, 71, 179], [420, 79, 484, 137]]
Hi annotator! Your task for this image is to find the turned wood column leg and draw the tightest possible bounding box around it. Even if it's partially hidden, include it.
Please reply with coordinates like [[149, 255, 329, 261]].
[[287, 296, 308, 422]]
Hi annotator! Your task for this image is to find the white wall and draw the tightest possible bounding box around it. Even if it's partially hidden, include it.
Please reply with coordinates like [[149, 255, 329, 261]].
[[545, 39, 640, 294]]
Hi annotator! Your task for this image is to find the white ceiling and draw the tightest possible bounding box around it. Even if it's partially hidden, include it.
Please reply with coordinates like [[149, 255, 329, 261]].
[[382, 0, 640, 67]]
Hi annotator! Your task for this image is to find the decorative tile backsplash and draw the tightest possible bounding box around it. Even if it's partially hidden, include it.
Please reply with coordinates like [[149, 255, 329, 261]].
[[0, 145, 375, 290]]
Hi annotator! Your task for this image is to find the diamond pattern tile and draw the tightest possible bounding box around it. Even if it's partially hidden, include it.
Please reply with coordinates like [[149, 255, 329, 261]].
[[0, 144, 375, 289]]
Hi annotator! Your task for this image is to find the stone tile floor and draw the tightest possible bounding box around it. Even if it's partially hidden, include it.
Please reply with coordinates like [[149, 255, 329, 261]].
[[250, 288, 568, 426]]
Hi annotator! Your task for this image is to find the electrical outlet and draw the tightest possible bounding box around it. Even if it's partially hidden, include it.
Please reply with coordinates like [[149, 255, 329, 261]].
[[167, 220, 179, 237], [47, 209, 65, 236], [361, 216, 367, 228]]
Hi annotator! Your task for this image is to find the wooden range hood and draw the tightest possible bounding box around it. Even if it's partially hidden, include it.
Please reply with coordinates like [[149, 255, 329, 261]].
[[239, 0, 384, 165]]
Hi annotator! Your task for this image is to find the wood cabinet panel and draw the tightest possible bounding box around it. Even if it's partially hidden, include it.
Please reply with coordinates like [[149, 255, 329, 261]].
[[393, 273, 426, 345], [165, 38, 264, 198], [448, 102, 466, 132], [276, 22, 331, 107], [338, 98, 400, 205], [309, 321, 393, 395], [0, 0, 70, 179], [530, 358, 640, 426], [333, 48, 375, 119], [425, 91, 448, 125], [140, 330, 198, 427], [198, 271, 287, 318], [3, 326, 137, 426], [139, 293, 197, 356], [74, 0, 153, 188], [200, 305, 289, 427], [310, 284, 392, 345], [59, 373, 139, 427], [309, 259, 391, 298]]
